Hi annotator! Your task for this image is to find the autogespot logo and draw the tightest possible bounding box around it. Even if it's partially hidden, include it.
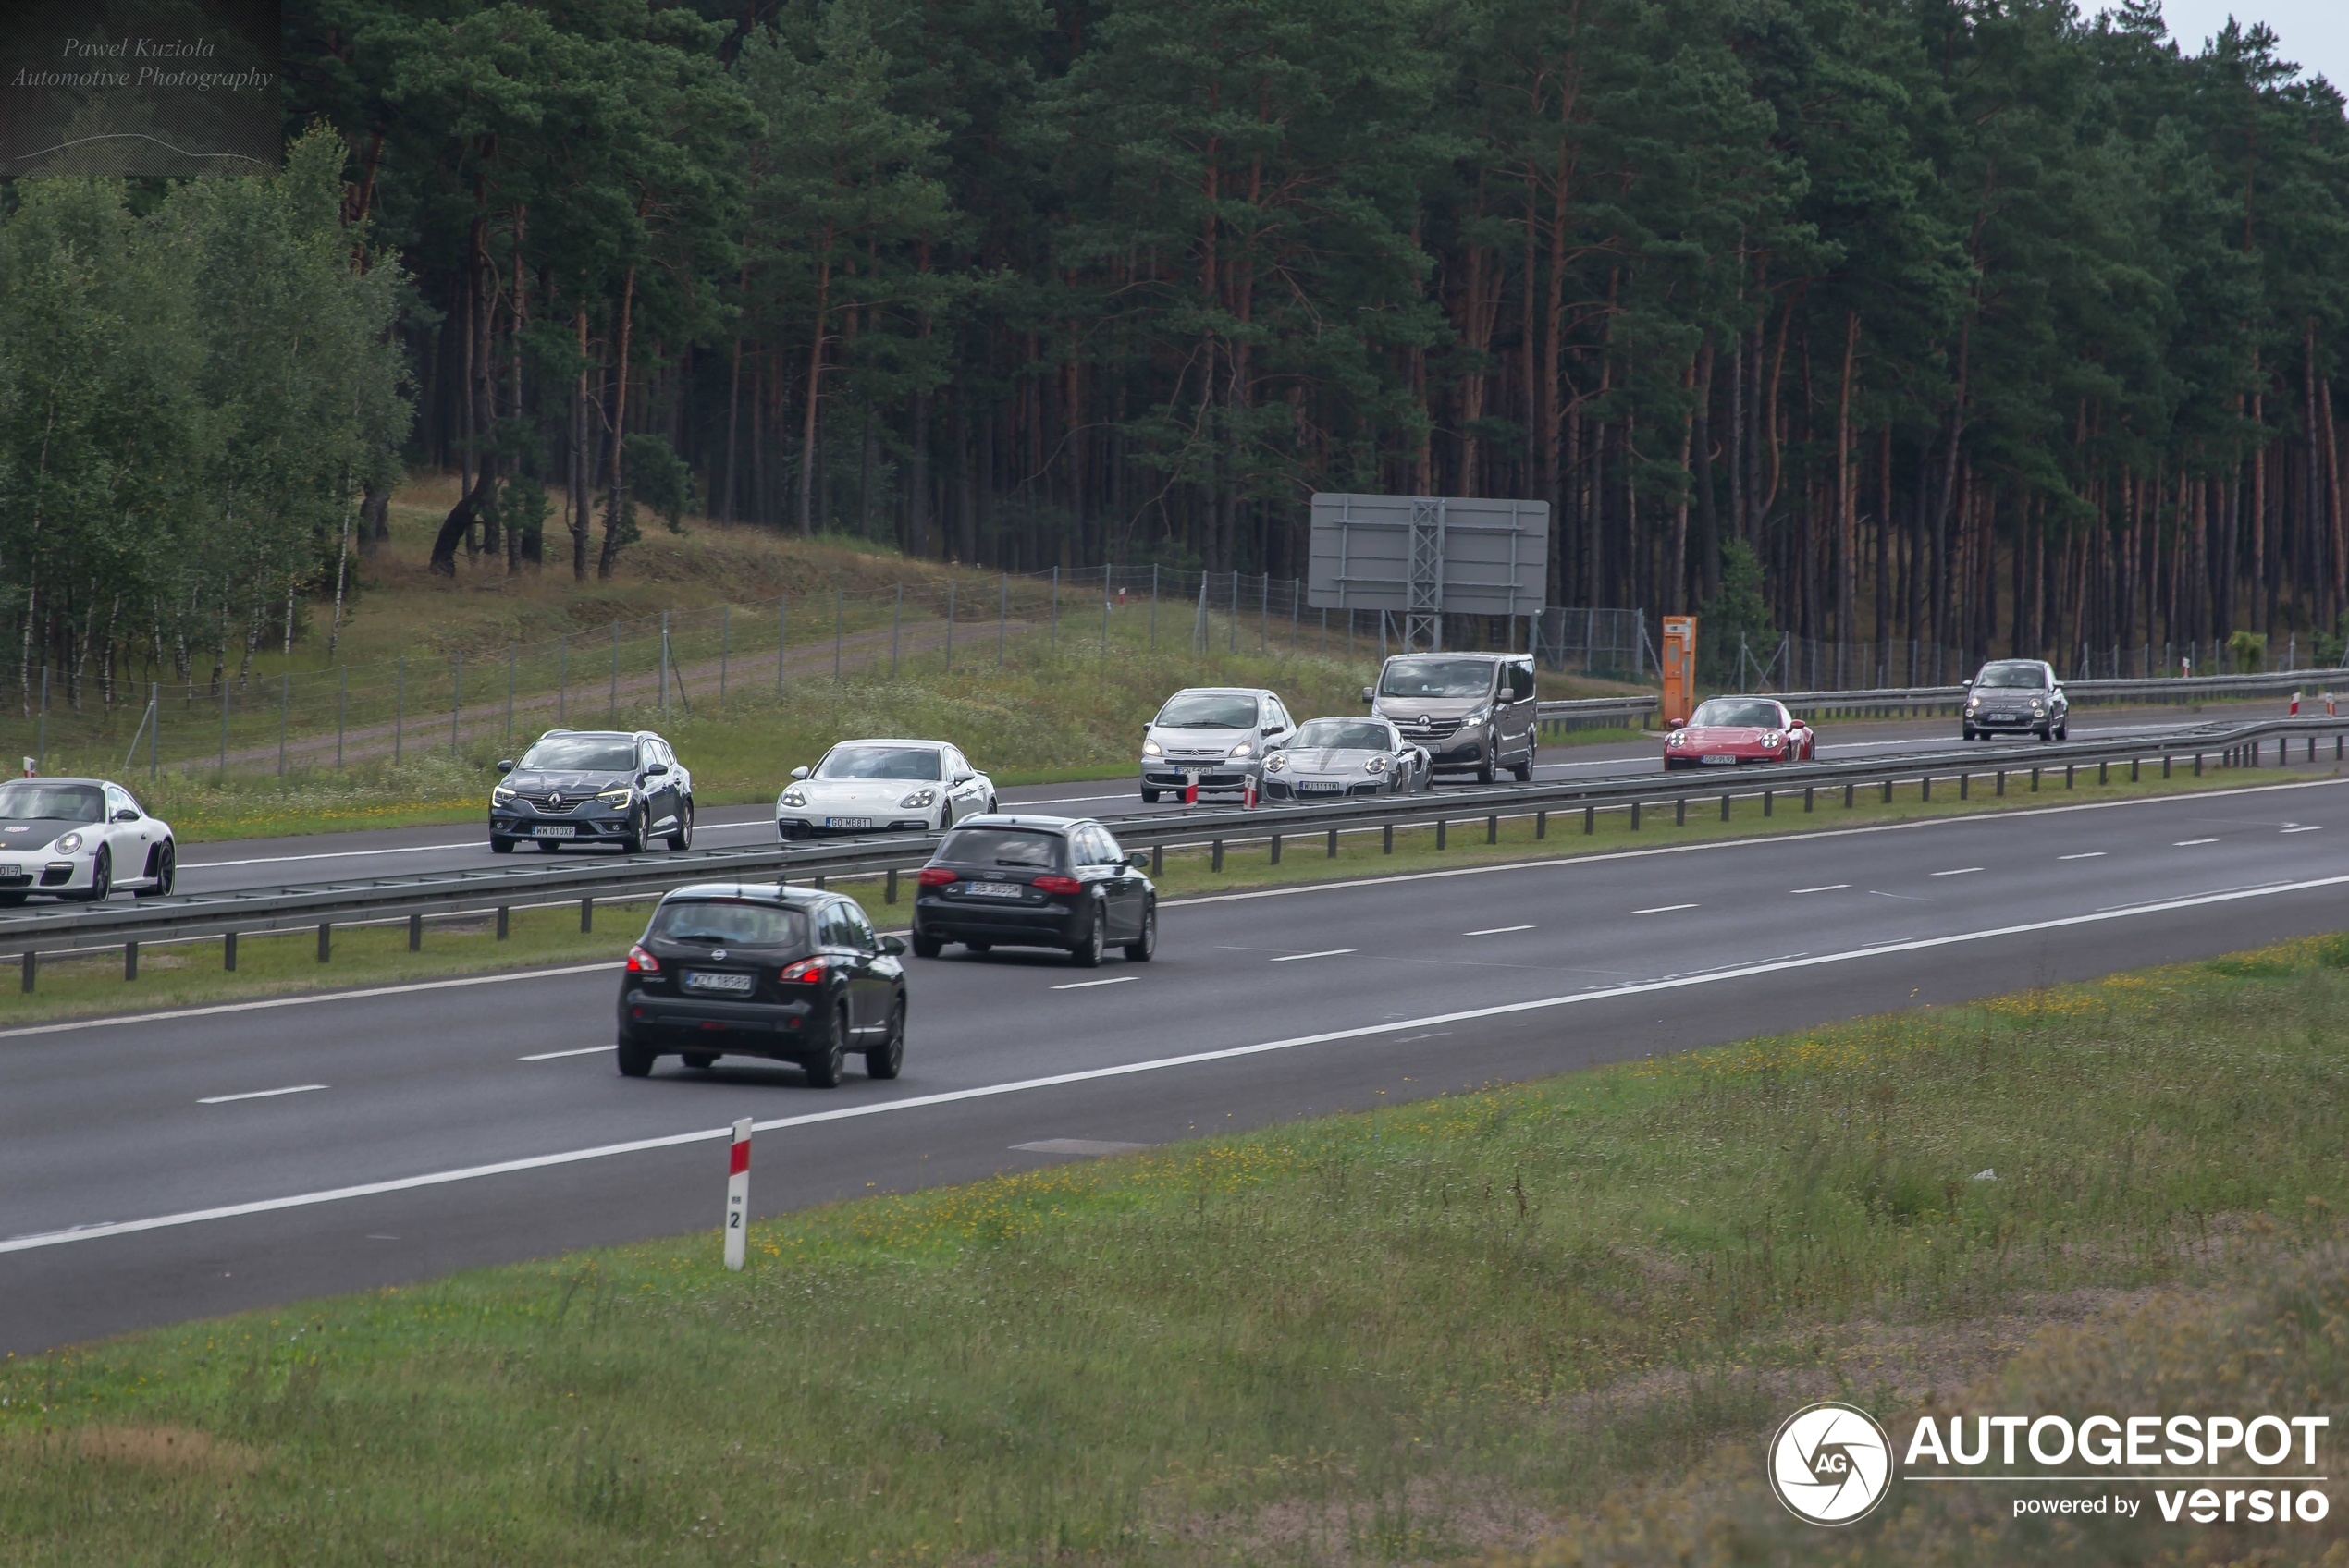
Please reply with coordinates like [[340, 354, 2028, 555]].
[[1768, 1402, 1895, 1525]]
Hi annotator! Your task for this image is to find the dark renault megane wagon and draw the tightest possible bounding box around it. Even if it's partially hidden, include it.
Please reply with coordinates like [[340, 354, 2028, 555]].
[[617, 882, 905, 1085]]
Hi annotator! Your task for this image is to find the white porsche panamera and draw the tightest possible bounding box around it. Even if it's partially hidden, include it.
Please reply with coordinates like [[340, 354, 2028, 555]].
[[0, 777, 177, 904], [776, 740, 998, 839]]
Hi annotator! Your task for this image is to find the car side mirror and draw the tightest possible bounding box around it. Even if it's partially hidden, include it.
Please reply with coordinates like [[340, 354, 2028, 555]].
[[113, 808, 140, 823], [880, 935, 906, 957], [497, 759, 515, 774], [953, 772, 975, 786], [790, 766, 810, 781], [1666, 717, 1686, 731], [1126, 850, 1150, 869], [644, 761, 669, 777], [1361, 685, 1375, 703]]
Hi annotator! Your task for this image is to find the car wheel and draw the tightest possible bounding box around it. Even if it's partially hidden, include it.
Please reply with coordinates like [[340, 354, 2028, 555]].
[[621, 809, 647, 854], [1140, 788, 1161, 804], [2056, 720, 2068, 741], [667, 802, 694, 851], [682, 1051, 717, 1070], [806, 1010, 848, 1088], [938, 802, 953, 834], [866, 998, 905, 1079], [74, 847, 111, 903], [1124, 900, 1156, 963], [1962, 726, 1976, 741], [1476, 758, 1496, 785], [490, 834, 515, 854], [135, 840, 175, 898], [616, 1035, 656, 1078], [912, 929, 942, 959], [986, 795, 999, 814], [1070, 903, 1104, 967]]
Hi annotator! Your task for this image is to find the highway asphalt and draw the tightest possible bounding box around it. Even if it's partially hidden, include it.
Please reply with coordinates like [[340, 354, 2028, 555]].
[[160, 706, 2244, 900], [4, 770, 2344, 1354]]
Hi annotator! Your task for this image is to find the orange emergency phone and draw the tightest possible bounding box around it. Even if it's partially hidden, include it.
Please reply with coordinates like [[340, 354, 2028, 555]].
[[1661, 616, 1698, 728]]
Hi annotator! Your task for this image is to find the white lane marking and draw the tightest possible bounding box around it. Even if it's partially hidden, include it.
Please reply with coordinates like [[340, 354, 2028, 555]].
[[1633, 903, 1697, 914], [1464, 925, 1534, 936], [1175, 778, 2347, 909], [1052, 975, 1138, 990], [0, 962, 621, 1042], [1790, 884, 1850, 894], [2175, 838, 2219, 846], [2058, 851, 2106, 860], [1931, 867, 1985, 876], [197, 1084, 326, 1105], [2283, 825, 2323, 833], [1271, 949, 1356, 962], [518, 1046, 611, 1061], [15, 776, 2343, 1047], [17, 866, 2349, 1256]]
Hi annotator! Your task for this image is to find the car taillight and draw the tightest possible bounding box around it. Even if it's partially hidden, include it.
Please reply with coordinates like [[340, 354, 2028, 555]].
[[1031, 874, 1082, 896], [781, 957, 828, 983], [916, 866, 956, 886], [626, 944, 659, 973]]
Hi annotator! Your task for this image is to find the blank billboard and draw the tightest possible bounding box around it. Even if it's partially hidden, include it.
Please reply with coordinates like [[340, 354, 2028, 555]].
[[1305, 494, 1548, 616]]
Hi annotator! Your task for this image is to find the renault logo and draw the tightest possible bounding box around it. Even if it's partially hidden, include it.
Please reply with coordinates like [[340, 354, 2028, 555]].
[[548, 792, 563, 809], [1418, 715, 1432, 726]]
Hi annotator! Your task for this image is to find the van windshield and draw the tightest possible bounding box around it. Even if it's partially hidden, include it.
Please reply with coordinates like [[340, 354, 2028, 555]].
[[1378, 658, 1494, 699]]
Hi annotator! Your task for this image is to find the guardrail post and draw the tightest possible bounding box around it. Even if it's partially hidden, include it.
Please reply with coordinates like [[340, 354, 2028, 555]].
[[2098, 760, 2109, 785], [1535, 810, 1547, 839], [1151, 843, 1163, 876], [1718, 793, 1729, 822], [1802, 785, 1814, 813], [885, 867, 899, 903], [1844, 782, 1854, 808], [2194, 753, 2202, 776], [1326, 828, 1338, 858], [1384, 824, 1395, 853], [1764, 789, 1775, 816], [1269, 833, 1283, 865], [223, 932, 237, 971], [496, 906, 510, 940], [317, 923, 332, 962], [1996, 769, 2005, 796], [410, 913, 424, 950], [1486, 814, 1497, 844], [124, 940, 137, 981], [1675, 797, 1686, 827], [19, 950, 32, 993], [2065, 764, 2076, 789], [1958, 774, 1968, 801], [2163, 755, 2171, 778], [1435, 820, 1447, 850], [2130, 758, 2139, 782], [1211, 839, 1224, 872], [1880, 778, 1892, 804], [1630, 802, 1641, 831], [581, 898, 596, 933], [1921, 776, 1932, 802]]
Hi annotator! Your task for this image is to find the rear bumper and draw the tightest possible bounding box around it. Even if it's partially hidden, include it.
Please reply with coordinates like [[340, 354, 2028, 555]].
[[913, 893, 1086, 949], [618, 985, 821, 1058]]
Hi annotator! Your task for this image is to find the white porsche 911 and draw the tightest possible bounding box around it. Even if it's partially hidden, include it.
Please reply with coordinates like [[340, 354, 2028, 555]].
[[0, 777, 177, 904], [776, 740, 998, 839]]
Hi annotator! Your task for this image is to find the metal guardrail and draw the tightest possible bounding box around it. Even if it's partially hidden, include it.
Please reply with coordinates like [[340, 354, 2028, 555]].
[[1536, 695, 1658, 733], [1763, 668, 2349, 719], [7, 714, 2343, 987]]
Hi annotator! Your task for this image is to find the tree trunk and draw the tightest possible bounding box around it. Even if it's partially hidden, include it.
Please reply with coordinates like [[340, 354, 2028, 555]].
[[797, 239, 833, 537], [1834, 309, 1859, 655], [597, 258, 640, 579]]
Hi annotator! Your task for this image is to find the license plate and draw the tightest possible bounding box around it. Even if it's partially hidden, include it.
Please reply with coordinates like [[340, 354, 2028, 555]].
[[1991, 712, 2018, 721], [531, 824, 574, 838], [683, 971, 755, 994], [966, 881, 1026, 899], [1297, 781, 1341, 793], [824, 816, 874, 830], [1701, 754, 1737, 766], [0, 868, 25, 886]]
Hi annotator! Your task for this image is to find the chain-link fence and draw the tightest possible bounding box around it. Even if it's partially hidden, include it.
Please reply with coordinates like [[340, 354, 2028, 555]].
[[1531, 609, 1649, 681], [1728, 632, 2330, 692]]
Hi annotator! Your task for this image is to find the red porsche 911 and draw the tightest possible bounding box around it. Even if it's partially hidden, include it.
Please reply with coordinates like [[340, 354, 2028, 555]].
[[1663, 697, 1815, 769]]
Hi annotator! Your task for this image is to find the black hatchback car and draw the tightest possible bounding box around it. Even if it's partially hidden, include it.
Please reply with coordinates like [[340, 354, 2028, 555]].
[[492, 729, 694, 854], [911, 815, 1156, 966], [617, 882, 906, 1085]]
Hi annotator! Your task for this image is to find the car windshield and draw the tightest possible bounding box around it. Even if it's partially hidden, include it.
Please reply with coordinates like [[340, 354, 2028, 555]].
[[520, 735, 637, 771], [648, 900, 808, 947], [1155, 692, 1259, 729], [1975, 665, 2048, 690], [1291, 720, 1390, 750], [814, 746, 941, 781], [0, 783, 104, 822], [1689, 700, 1782, 728], [938, 827, 1064, 869], [1378, 658, 1494, 699]]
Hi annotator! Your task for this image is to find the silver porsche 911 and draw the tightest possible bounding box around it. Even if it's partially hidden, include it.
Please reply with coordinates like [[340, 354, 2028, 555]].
[[0, 777, 177, 904], [1259, 717, 1431, 802]]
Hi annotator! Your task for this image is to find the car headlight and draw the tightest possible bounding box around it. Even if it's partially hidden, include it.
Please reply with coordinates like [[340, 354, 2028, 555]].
[[1229, 741, 1253, 759], [1142, 738, 1163, 757], [1463, 708, 1491, 728], [1363, 754, 1388, 773], [2031, 700, 2046, 714], [900, 789, 937, 809], [492, 784, 515, 805], [1264, 754, 1287, 773], [1763, 731, 1781, 747], [55, 831, 83, 854], [1965, 696, 1981, 711], [780, 788, 807, 808], [596, 787, 633, 808]]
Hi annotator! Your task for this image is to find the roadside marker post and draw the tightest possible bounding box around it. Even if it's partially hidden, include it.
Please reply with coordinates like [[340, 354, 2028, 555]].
[[724, 1118, 751, 1271]]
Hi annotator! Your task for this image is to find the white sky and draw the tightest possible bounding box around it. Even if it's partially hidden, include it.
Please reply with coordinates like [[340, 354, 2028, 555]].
[[2136, 0, 2349, 89]]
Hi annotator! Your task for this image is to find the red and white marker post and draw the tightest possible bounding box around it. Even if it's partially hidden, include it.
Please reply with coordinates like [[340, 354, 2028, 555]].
[[1241, 774, 1259, 810], [2291, 689, 2302, 716], [723, 1117, 751, 1270]]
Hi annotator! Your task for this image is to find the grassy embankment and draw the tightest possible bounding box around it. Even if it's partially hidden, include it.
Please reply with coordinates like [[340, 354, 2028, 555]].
[[7, 758, 2326, 1027], [5, 483, 1644, 843], [6, 936, 2349, 1564]]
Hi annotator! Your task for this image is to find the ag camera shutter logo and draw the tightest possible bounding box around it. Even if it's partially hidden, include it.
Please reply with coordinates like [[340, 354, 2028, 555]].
[[1768, 1402, 1895, 1525]]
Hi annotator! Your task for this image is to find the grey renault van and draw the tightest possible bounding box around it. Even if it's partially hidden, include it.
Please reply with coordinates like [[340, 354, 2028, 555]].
[[1362, 654, 1538, 784]]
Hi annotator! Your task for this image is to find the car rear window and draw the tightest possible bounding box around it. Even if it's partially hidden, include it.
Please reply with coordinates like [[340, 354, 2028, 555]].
[[648, 901, 808, 947], [938, 827, 1064, 869]]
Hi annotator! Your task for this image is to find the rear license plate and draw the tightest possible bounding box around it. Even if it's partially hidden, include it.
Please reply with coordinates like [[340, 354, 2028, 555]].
[[1701, 754, 1737, 766], [966, 881, 1025, 899], [531, 824, 574, 838], [683, 971, 755, 994], [824, 816, 874, 829]]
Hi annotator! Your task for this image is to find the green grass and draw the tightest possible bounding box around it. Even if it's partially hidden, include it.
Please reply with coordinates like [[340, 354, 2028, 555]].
[[8, 762, 2316, 1027], [6, 932, 2349, 1564]]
